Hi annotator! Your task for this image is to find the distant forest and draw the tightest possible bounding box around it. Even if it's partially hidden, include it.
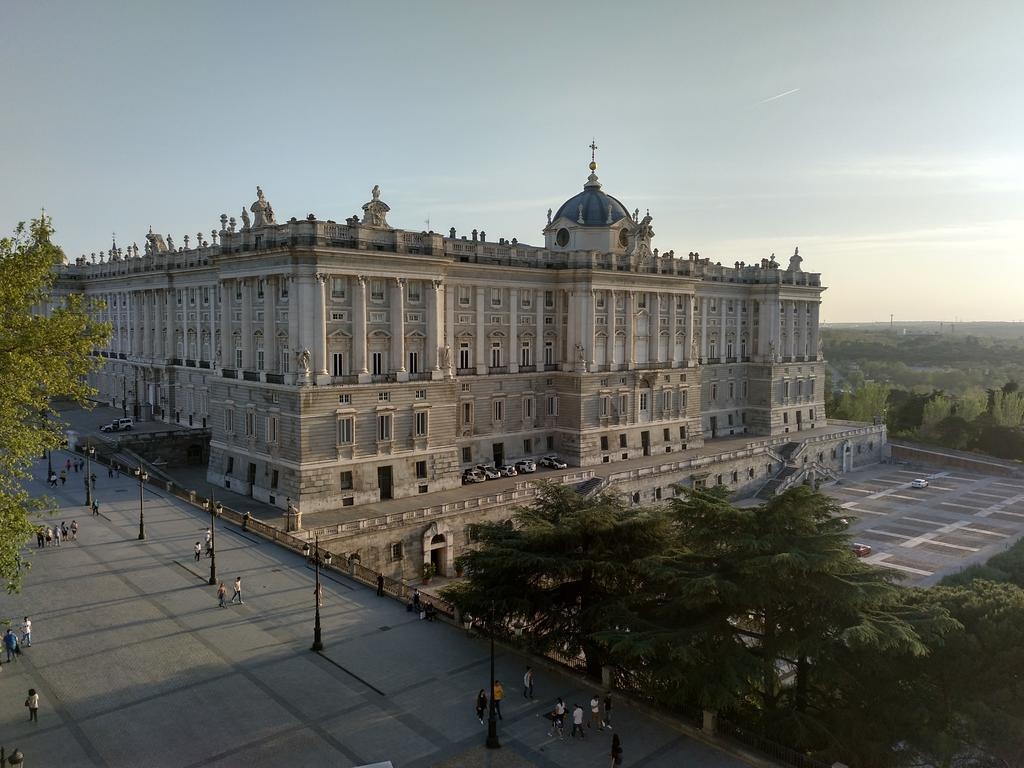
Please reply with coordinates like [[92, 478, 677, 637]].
[[824, 324, 1024, 459]]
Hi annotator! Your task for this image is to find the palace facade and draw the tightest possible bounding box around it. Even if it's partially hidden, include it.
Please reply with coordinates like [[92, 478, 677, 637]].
[[53, 162, 875, 533]]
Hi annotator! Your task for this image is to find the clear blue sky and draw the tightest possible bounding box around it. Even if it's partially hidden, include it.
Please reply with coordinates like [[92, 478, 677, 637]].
[[3, 1, 1021, 322]]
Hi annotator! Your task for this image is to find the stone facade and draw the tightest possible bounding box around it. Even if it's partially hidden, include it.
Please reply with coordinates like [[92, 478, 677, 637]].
[[49, 165, 876, 573]]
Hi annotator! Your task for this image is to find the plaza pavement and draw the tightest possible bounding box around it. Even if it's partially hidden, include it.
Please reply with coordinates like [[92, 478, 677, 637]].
[[0, 449, 764, 768]]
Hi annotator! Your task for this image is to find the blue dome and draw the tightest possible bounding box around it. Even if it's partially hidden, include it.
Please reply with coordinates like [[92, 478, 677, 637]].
[[553, 173, 630, 227]]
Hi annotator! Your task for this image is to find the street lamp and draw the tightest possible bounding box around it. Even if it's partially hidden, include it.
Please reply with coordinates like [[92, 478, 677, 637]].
[[206, 497, 222, 585], [303, 536, 332, 652], [486, 601, 500, 748], [84, 445, 96, 506], [133, 466, 149, 540]]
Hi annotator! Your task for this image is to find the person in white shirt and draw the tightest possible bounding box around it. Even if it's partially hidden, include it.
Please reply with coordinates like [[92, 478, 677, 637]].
[[21, 617, 31, 647], [590, 694, 602, 729], [548, 697, 566, 738], [571, 703, 585, 738]]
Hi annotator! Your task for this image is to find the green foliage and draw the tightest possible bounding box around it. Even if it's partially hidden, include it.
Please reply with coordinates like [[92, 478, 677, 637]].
[[0, 216, 109, 591], [831, 380, 889, 422]]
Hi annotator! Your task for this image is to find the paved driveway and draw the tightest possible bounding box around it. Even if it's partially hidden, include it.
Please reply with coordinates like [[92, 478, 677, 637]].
[[0, 450, 758, 768], [822, 465, 1024, 585]]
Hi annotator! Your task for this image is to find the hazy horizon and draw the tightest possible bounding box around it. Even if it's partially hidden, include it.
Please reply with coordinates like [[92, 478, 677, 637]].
[[2, 1, 1021, 324]]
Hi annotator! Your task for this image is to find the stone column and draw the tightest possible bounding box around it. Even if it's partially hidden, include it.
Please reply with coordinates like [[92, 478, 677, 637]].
[[475, 286, 487, 375], [355, 276, 369, 382], [428, 280, 442, 378], [220, 281, 231, 368], [444, 282, 455, 378], [209, 282, 217, 365], [811, 300, 821, 360], [625, 291, 636, 369], [668, 293, 677, 367], [128, 291, 138, 357], [535, 289, 544, 368], [263, 277, 275, 374], [391, 277, 407, 381], [700, 295, 709, 362], [141, 291, 152, 359], [735, 299, 743, 360], [509, 287, 519, 373], [286, 277, 298, 376], [314, 273, 329, 381], [586, 289, 596, 370], [648, 293, 659, 364], [788, 299, 797, 361], [562, 290, 576, 372], [684, 294, 695, 367], [240, 279, 253, 370]]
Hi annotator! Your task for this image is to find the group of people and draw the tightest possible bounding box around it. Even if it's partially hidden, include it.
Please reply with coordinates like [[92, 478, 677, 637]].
[[194, 528, 214, 561], [409, 589, 437, 621], [35, 520, 78, 547], [47, 458, 91, 487], [215, 578, 244, 607], [474, 667, 623, 765], [1, 618, 32, 664]]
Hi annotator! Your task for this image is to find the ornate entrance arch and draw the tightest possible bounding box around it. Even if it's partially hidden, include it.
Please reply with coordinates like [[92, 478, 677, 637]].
[[422, 521, 454, 577]]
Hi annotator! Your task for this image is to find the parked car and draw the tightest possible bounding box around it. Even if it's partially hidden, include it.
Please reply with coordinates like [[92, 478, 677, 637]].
[[462, 469, 486, 484], [100, 417, 134, 433], [910, 478, 929, 488], [496, 464, 518, 477], [851, 543, 872, 557], [514, 459, 537, 473], [475, 465, 502, 480], [539, 455, 567, 469]]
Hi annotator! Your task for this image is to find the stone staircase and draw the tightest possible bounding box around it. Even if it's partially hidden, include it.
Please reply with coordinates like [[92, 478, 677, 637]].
[[575, 476, 606, 497], [756, 465, 801, 500]]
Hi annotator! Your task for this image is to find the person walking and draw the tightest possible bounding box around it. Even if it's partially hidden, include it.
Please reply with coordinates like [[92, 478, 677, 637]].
[[376, 572, 385, 596], [91, 499, 99, 516], [590, 694, 602, 729], [475, 688, 488, 724], [609, 733, 623, 766], [547, 697, 566, 738], [194, 542, 202, 562], [70, 520, 79, 540], [22, 617, 32, 647], [571, 703, 585, 738], [59, 469, 67, 486], [231, 576, 243, 604], [492, 679, 504, 720], [205, 528, 213, 557], [65, 459, 71, 472], [216, 581, 227, 608], [45, 527, 53, 546], [26, 688, 39, 722], [108, 465, 114, 479], [603, 691, 613, 728], [54, 525, 62, 546], [4, 629, 19, 662], [36, 528, 45, 548], [523, 666, 534, 699]]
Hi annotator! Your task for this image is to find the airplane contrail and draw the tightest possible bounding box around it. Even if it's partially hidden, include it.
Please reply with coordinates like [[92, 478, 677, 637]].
[[757, 88, 800, 105]]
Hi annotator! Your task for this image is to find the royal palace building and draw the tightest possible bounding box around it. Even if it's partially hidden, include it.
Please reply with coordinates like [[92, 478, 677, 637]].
[[52, 160, 885, 570]]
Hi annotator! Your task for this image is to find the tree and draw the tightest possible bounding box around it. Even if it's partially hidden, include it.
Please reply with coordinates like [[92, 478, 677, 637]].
[[441, 482, 671, 678], [834, 381, 890, 423], [0, 216, 109, 590]]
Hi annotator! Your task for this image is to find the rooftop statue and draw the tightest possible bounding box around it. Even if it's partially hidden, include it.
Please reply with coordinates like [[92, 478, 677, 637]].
[[361, 185, 391, 228], [250, 186, 277, 227]]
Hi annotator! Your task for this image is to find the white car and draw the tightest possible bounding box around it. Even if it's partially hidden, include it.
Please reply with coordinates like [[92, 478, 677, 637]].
[[911, 478, 929, 489], [539, 455, 567, 469], [462, 469, 486, 484], [476, 465, 502, 480], [514, 459, 537, 473], [100, 417, 134, 433], [496, 465, 518, 477]]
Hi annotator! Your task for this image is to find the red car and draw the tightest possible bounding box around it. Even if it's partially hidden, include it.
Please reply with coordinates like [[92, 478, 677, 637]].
[[851, 543, 872, 558]]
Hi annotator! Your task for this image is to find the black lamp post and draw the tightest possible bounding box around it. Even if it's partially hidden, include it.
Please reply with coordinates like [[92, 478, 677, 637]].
[[133, 466, 149, 540], [303, 537, 332, 652], [84, 445, 96, 506], [207, 497, 221, 585], [486, 601, 501, 749]]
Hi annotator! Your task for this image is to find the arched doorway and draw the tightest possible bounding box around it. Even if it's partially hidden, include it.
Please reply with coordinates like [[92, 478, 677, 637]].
[[422, 522, 454, 577]]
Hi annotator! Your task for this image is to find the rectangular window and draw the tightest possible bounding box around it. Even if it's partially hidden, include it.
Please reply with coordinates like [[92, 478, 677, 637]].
[[600, 396, 609, 417], [408, 351, 419, 373], [520, 340, 532, 366], [331, 277, 346, 298], [256, 280, 264, 299], [370, 279, 385, 302], [523, 396, 534, 418], [256, 348, 265, 371], [378, 413, 392, 441], [226, 456, 234, 474], [339, 394, 351, 404], [711, 383, 718, 401], [225, 409, 234, 433], [523, 438, 532, 454], [544, 291, 554, 308], [493, 400, 504, 422], [271, 469, 279, 489], [663, 428, 670, 441], [619, 433, 627, 448], [601, 435, 609, 450], [544, 340, 554, 365], [335, 471, 352, 490], [332, 352, 345, 377], [390, 542, 403, 561], [728, 382, 735, 399], [490, 342, 502, 367], [458, 286, 471, 306], [415, 389, 427, 400], [378, 391, 391, 402], [459, 343, 471, 369], [267, 416, 278, 443], [462, 402, 473, 426], [546, 395, 557, 416], [490, 287, 501, 307], [619, 394, 628, 414], [337, 417, 354, 444], [407, 281, 421, 302], [462, 447, 472, 463], [415, 460, 427, 479], [521, 292, 532, 308], [415, 410, 428, 436], [679, 425, 687, 439], [245, 411, 256, 438], [372, 351, 384, 375], [783, 381, 790, 398], [640, 392, 649, 410], [235, 348, 242, 369]]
